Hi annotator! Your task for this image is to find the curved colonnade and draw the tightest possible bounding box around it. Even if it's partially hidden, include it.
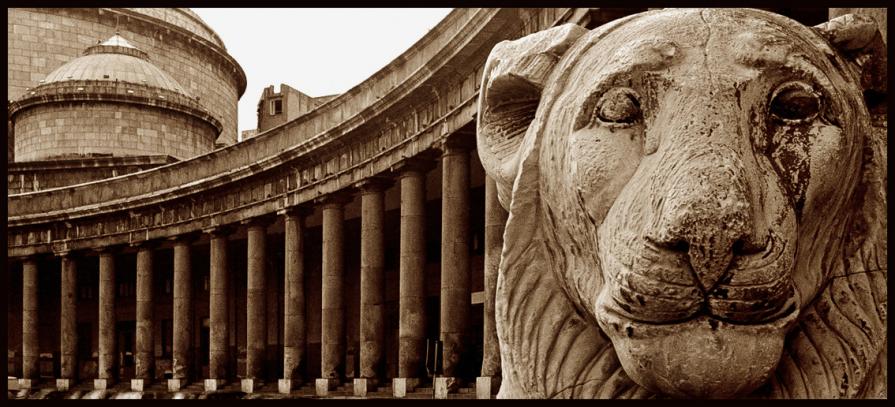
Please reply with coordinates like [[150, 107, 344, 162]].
[[7, 8, 597, 398]]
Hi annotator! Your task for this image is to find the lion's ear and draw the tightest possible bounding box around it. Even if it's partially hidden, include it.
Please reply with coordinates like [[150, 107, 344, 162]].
[[814, 13, 887, 98], [477, 23, 587, 208]]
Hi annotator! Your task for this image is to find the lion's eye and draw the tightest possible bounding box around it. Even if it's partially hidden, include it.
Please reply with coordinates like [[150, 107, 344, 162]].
[[769, 81, 821, 123], [597, 87, 641, 124]]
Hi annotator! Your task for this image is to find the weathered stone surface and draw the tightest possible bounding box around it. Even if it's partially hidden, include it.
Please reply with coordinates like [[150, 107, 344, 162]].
[[208, 229, 230, 381], [397, 167, 428, 380], [97, 251, 117, 382], [171, 240, 192, 382], [21, 260, 38, 381], [477, 9, 887, 399], [282, 210, 307, 384], [59, 256, 77, 382], [134, 246, 155, 380]]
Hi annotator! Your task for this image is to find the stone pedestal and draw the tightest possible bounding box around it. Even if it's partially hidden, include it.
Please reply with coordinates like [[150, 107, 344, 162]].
[[130, 379, 148, 392], [278, 378, 297, 394], [18, 378, 35, 389], [434, 377, 458, 399], [241, 378, 261, 394], [476, 376, 500, 399], [353, 378, 376, 397], [94, 378, 111, 390], [56, 378, 73, 391], [440, 143, 471, 377], [167, 378, 185, 392], [204, 378, 226, 392], [392, 377, 419, 398], [315, 378, 339, 396]]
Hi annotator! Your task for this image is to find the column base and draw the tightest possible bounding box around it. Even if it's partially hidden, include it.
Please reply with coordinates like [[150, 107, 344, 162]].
[[241, 378, 262, 394], [278, 379, 299, 394], [56, 379, 73, 391], [434, 377, 459, 399], [392, 377, 419, 398], [130, 379, 149, 392], [94, 378, 114, 390], [353, 378, 378, 397], [476, 376, 500, 399], [204, 379, 226, 392], [315, 378, 340, 396], [18, 378, 37, 389], [167, 378, 186, 392]]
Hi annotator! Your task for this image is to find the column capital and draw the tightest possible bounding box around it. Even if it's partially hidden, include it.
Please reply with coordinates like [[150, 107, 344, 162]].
[[277, 205, 313, 218], [240, 214, 277, 228], [315, 190, 353, 208], [354, 176, 393, 194], [203, 224, 235, 236], [129, 239, 161, 249], [167, 232, 200, 244], [390, 153, 438, 176], [438, 132, 476, 155], [93, 244, 127, 255]]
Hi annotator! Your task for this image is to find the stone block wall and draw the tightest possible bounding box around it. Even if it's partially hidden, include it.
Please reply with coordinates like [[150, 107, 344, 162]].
[[13, 102, 217, 162], [7, 8, 244, 147]]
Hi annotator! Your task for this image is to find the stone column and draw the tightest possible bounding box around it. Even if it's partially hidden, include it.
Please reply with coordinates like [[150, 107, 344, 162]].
[[58, 253, 78, 391], [168, 237, 194, 391], [20, 258, 39, 389], [393, 158, 433, 397], [95, 250, 117, 389], [477, 177, 508, 399], [355, 178, 390, 396], [132, 243, 155, 391], [242, 218, 270, 393], [316, 193, 351, 396], [279, 208, 309, 394], [437, 141, 471, 396], [205, 227, 231, 392]]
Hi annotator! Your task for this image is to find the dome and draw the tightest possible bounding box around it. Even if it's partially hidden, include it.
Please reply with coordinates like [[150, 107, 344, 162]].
[[40, 34, 190, 96]]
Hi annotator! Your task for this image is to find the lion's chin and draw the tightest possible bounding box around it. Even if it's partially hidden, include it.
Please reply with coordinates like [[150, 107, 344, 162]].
[[595, 294, 799, 399]]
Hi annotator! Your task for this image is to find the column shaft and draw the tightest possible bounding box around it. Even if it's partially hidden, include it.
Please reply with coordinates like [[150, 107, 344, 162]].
[[22, 259, 39, 380], [440, 146, 470, 377], [283, 213, 306, 381], [135, 247, 155, 379], [209, 233, 229, 380], [172, 241, 192, 381], [398, 170, 426, 379], [321, 202, 346, 381], [60, 255, 78, 380], [98, 252, 117, 380], [246, 223, 267, 379], [481, 177, 507, 377], [359, 186, 386, 380]]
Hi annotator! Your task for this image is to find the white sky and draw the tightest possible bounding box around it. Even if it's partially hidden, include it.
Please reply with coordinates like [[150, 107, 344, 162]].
[[192, 8, 453, 136]]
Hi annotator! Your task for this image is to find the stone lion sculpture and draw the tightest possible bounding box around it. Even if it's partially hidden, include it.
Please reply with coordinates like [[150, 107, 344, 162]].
[[477, 9, 886, 398]]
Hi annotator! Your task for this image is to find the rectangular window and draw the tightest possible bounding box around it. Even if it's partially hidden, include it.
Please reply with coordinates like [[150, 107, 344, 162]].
[[270, 99, 283, 115]]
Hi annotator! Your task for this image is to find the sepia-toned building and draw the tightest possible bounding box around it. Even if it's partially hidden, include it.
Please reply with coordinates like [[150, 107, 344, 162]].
[[6, 7, 885, 399]]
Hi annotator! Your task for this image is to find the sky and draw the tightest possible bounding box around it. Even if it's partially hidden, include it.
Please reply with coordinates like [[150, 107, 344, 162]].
[[192, 8, 453, 137]]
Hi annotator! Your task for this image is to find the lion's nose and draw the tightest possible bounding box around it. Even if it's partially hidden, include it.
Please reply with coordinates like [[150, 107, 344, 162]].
[[644, 147, 765, 293]]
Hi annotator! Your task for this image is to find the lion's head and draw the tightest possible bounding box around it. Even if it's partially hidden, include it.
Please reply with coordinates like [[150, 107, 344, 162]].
[[478, 9, 887, 398]]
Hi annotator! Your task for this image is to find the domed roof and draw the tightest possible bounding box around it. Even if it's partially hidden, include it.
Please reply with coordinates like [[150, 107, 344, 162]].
[[40, 34, 190, 96]]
